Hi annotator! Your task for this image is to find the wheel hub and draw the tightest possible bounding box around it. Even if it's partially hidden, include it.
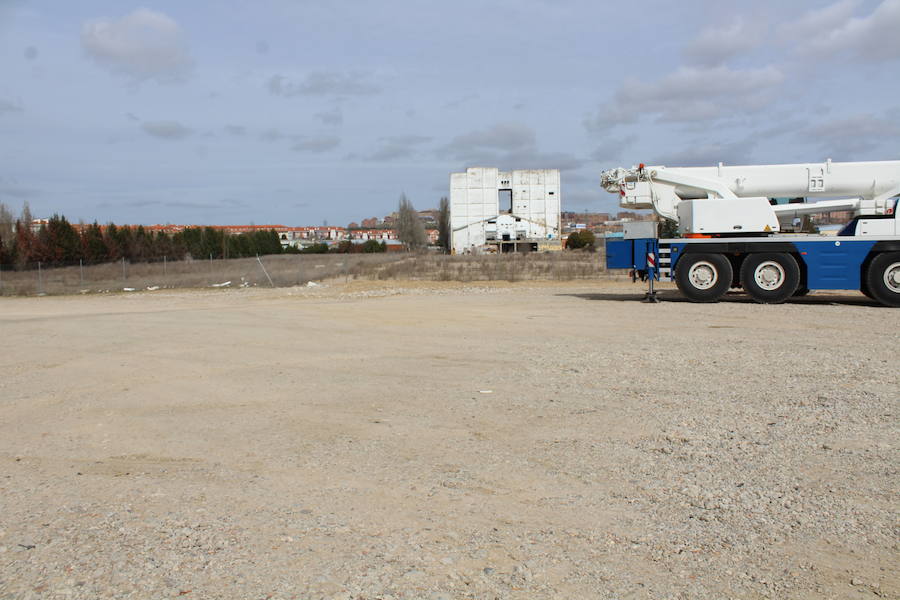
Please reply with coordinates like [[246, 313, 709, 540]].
[[689, 261, 717, 290], [754, 261, 785, 291], [885, 262, 900, 293]]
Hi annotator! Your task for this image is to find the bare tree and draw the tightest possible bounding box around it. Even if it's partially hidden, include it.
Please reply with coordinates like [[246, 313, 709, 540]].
[[437, 196, 450, 253], [396, 193, 426, 250]]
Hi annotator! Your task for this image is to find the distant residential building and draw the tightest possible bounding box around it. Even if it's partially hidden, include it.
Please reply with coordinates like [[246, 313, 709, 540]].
[[348, 228, 398, 241]]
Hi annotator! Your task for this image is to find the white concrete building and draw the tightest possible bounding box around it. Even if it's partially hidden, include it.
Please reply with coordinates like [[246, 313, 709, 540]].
[[450, 167, 561, 254]]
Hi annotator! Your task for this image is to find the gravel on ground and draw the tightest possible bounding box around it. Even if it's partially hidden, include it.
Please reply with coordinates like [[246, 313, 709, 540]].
[[1, 281, 897, 599]]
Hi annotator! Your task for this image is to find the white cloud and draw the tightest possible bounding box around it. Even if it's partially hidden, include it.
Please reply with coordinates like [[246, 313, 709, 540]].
[[792, 0, 900, 62], [81, 8, 193, 84], [315, 106, 344, 126], [0, 184, 40, 199], [0, 98, 23, 115], [438, 123, 536, 157], [259, 129, 285, 142], [811, 114, 900, 138], [437, 123, 582, 171], [805, 112, 900, 157], [291, 136, 341, 153], [651, 138, 758, 167], [585, 65, 784, 130], [591, 135, 637, 164], [141, 120, 192, 140], [363, 135, 432, 161], [268, 72, 380, 97], [683, 19, 761, 67], [782, 0, 861, 40]]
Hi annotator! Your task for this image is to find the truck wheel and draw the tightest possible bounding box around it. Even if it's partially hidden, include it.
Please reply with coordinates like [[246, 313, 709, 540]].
[[739, 253, 800, 304], [675, 253, 732, 302], [865, 252, 900, 307], [860, 279, 874, 300]]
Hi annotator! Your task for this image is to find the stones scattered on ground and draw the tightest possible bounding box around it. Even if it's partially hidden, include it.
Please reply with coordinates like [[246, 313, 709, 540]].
[[0, 283, 895, 599]]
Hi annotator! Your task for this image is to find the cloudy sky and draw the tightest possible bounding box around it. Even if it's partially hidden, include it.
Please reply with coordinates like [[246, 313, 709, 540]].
[[1, 0, 898, 225]]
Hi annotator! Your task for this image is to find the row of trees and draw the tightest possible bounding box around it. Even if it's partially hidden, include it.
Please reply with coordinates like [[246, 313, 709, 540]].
[[0, 206, 284, 269], [0, 193, 450, 270]]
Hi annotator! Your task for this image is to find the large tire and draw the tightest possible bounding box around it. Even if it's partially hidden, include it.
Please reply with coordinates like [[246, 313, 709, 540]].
[[674, 253, 733, 302], [739, 252, 800, 304], [865, 252, 900, 307], [860, 279, 874, 300]]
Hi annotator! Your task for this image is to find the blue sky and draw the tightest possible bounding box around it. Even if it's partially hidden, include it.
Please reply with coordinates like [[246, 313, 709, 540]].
[[1, 0, 898, 225]]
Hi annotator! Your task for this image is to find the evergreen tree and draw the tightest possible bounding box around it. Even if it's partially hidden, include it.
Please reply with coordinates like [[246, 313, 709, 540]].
[[175, 227, 205, 258], [301, 243, 329, 254], [200, 227, 220, 259], [117, 226, 135, 261], [659, 219, 679, 238], [361, 239, 386, 253], [266, 229, 281, 254], [133, 225, 150, 261], [104, 223, 121, 259], [38, 214, 81, 263], [82, 222, 107, 262], [566, 230, 596, 250]]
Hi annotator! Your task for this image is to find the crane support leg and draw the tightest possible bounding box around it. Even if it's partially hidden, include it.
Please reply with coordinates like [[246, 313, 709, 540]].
[[644, 250, 659, 303]]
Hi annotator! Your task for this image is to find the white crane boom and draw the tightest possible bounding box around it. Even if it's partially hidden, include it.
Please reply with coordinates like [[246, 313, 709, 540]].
[[601, 159, 900, 234]]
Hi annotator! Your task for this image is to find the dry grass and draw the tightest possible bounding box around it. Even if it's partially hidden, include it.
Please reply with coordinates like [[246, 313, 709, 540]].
[[0, 250, 613, 296]]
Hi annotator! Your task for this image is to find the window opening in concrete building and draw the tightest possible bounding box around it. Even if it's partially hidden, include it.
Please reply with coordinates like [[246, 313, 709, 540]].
[[499, 189, 513, 214]]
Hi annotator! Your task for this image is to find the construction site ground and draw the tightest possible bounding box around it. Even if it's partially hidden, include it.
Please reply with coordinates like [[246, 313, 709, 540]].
[[1, 281, 896, 599]]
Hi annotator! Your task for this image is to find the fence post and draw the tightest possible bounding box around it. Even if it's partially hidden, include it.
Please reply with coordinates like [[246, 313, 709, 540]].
[[256, 254, 275, 287], [80, 259, 84, 286], [37, 261, 43, 294], [122, 257, 126, 282]]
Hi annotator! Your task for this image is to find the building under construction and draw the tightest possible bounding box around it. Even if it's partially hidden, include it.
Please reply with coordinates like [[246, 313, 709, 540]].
[[450, 167, 561, 254]]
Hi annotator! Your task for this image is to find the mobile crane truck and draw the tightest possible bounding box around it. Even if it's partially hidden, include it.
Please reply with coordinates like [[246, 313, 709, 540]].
[[601, 159, 900, 306]]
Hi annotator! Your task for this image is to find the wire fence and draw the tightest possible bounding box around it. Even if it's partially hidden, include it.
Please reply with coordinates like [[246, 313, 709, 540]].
[[0, 250, 612, 296]]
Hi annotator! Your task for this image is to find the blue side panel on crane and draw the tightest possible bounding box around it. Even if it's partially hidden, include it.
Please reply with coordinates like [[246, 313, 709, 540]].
[[633, 239, 657, 267], [667, 242, 687, 273], [606, 238, 659, 270], [605, 239, 634, 269], [793, 239, 876, 290]]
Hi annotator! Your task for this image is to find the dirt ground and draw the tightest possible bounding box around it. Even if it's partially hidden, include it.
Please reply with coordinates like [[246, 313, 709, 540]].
[[1, 281, 897, 599]]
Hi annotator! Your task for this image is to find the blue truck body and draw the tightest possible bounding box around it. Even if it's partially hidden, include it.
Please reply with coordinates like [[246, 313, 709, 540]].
[[606, 234, 900, 305]]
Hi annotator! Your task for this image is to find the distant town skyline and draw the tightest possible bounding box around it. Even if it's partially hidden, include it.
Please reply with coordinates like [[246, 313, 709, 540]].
[[2, 1, 898, 226]]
